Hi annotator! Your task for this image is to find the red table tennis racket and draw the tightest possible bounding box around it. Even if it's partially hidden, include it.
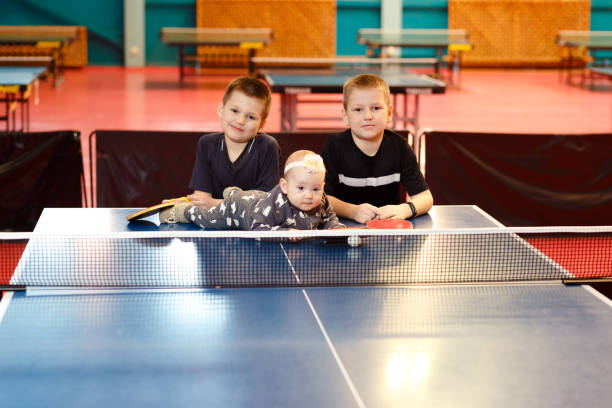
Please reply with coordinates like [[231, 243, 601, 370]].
[[323, 220, 411, 247], [126, 197, 189, 222], [366, 219, 413, 229]]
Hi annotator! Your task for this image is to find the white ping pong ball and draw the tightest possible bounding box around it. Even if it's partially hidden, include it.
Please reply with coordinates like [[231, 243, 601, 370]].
[[348, 235, 360, 247]]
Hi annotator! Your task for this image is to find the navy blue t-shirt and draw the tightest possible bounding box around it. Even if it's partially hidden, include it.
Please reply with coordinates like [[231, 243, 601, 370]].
[[321, 129, 428, 206], [189, 132, 280, 198]]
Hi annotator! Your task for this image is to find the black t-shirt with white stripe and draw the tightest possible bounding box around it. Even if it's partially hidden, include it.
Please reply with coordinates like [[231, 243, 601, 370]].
[[321, 129, 428, 206], [189, 132, 280, 198]]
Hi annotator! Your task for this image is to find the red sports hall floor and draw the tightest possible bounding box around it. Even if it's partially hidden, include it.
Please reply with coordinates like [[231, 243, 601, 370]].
[[29, 66, 612, 135]]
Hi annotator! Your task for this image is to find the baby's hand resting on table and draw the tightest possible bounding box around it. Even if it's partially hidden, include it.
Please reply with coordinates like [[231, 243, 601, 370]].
[[288, 228, 303, 242]]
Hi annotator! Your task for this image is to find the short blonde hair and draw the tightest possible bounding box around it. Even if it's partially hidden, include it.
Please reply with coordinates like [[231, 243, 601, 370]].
[[223, 76, 272, 120], [342, 73, 391, 109], [283, 150, 326, 176]]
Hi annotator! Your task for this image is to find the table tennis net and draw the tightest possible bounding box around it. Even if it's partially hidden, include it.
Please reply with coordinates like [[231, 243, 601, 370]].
[[1, 227, 610, 290]]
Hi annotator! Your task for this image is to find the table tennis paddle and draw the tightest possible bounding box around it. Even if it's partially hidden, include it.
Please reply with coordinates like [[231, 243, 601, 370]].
[[323, 220, 412, 246], [365, 218, 413, 229], [126, 197, 189, 222]]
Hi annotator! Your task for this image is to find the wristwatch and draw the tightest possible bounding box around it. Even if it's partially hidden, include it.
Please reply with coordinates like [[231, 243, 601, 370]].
[[407, 201, 417, 219]]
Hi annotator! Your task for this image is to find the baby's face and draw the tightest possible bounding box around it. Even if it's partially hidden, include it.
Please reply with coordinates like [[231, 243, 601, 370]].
[[281, 167, 325, 212], [217, 90, 266, 145]]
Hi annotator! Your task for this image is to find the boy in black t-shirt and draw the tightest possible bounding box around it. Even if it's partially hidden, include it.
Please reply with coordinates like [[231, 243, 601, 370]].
[[186, 77, 280, 209], [321, 73, 433, 224]]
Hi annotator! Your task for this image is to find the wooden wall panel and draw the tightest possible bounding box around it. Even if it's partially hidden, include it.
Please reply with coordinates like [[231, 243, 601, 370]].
[[196, 0, 336, 67], [449, 0, 590, 66]]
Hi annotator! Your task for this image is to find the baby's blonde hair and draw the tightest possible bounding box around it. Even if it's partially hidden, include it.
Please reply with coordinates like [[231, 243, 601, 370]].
[[342, 73, 391, 109], [283, 150, 326, 176]]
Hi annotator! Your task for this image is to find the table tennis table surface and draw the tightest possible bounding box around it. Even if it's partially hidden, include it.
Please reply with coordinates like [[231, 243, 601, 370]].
[[0, 66, 46, 86], [0, 31, 78, 44], [1, 205, 611, 407], [357, 28, 471, 48], [264, 65, 446, 94], [555, 31, 612, 50], [264, 66, 445, 131], [0, 66, 46, 133], [590, 67, 612, 77], [159, 27, 273, 46]]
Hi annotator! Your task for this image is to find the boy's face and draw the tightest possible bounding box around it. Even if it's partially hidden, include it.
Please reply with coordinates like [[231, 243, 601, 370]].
[[217, 90, 266, 145], [342, 87, 392, 141], [279, 167, 325, 212]]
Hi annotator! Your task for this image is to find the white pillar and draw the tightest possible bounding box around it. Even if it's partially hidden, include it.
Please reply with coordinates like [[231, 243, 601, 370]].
[[381, 0, 402, 57], [381, 0, 402, 30], [124, 0, 145, 67]]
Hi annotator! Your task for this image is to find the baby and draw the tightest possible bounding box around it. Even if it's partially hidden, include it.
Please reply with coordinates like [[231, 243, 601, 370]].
[[160, 150, 344, 230]]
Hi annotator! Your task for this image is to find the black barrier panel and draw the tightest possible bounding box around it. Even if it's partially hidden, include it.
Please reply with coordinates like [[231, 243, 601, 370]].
[[92, 130, 413, 207], [0, 131, 83, 231], [91, 130, 202, 208], [422, 131, 612, 226]]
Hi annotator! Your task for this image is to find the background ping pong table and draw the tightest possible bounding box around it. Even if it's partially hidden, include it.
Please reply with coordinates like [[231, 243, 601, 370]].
[[555, 30, 612, 85], [264, 66, 445, 132], [159, 27, 274, 81], [0, 26, 78, 87], [1, 205, 611, 407], [356, 28, 472, 81], [0, 66, 45, 133], [590, 67, 612, 78]]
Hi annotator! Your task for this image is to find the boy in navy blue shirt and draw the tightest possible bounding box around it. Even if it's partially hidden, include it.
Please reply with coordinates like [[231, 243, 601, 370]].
[[187, 76, 280, 208]]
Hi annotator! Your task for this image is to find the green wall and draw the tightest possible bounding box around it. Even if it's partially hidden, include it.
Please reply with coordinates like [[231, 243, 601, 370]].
[[146, 0, 195, 65], [592, 0, 612, 30], [1, 0, 611, 65], [0, 0, 123, 65], [337, 0, 448, 57]]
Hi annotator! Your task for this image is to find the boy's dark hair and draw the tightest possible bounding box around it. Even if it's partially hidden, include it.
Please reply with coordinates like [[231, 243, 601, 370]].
[[223, 76, 272, 119], [342, 73, 391, 109]]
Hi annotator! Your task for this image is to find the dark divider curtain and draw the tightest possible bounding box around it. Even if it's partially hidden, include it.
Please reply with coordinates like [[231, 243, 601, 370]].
[[423, 131, 612, 226], [94, 130, 203, 208], [93, 129, 413, 207], [0, 131, 82, 231]]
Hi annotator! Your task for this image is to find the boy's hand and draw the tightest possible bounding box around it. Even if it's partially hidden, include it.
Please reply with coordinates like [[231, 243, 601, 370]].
[[351, 203, 382, 224], [378, 204, 412, 220], [187, 191, 222, 208]]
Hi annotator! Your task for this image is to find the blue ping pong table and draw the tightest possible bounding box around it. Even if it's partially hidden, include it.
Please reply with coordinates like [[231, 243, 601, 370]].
[[264, 67, 445, 132], [0, 66, 45, 133], [1, 205, 611, 407]]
